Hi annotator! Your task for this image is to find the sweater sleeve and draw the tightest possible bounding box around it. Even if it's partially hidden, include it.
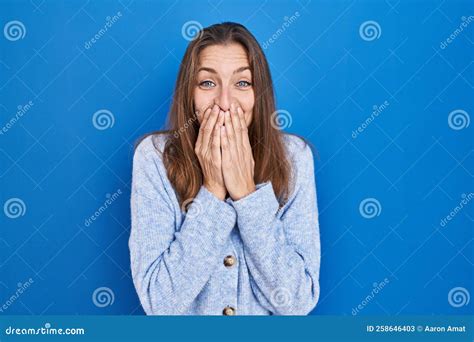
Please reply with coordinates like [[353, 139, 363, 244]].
[[229, 142, 321, 315], [129, 137, 237, 315]]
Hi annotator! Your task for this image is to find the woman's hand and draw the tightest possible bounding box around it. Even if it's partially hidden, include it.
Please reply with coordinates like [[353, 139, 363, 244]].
[[220, 103, 256, 201], [195, 104, 226, 200]]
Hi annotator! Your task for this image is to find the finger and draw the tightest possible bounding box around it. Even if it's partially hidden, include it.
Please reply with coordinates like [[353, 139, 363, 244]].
[[220, 126, 230, 164], [236, 106, 247, 135], [200, 103, 215, 120], [224, 110, 237, 156], [196, 106, 212, 148], [200, 104, 215, 131], [237, 106, 252, 150], [217, 109, 225, 127], [201, 104, 220, 153], [230, 103, 243, 148], [211, 111, 223, 161]]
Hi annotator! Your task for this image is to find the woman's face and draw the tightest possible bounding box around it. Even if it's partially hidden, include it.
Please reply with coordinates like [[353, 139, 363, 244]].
[[194, 43, 254, 127]]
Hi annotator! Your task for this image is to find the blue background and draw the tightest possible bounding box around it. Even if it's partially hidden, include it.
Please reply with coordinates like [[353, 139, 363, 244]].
[[0, 0, 472, 315]]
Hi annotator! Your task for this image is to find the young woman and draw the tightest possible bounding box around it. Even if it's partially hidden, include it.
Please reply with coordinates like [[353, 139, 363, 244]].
[[129, 22, 321, 315]]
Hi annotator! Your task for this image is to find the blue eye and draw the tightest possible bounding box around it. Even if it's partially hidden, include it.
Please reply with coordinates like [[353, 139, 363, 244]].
[[237, 80, 252, 88], [199, 80, 215, 88]]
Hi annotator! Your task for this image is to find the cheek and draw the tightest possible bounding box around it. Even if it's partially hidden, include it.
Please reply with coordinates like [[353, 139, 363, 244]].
[[243, 107, 253, 127], [234, 90, 255, 127], [193, 90, 214, 124], [239, 94, 254, 127]]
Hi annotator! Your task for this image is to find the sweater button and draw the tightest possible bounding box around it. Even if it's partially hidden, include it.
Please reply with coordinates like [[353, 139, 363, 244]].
[[223, 306, 235, 315], [223, 255, 235, 267]]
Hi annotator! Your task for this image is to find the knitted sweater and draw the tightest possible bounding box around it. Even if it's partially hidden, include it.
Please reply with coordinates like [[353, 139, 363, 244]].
[[129, 132, 321, 315]]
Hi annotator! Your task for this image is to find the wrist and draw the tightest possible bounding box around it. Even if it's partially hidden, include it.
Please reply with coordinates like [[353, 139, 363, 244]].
[[204, 183, 226, 201], [231, 183, 256, 201]]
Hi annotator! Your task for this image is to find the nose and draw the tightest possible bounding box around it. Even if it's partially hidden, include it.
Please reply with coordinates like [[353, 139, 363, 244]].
[[215, 86, 231, 112]]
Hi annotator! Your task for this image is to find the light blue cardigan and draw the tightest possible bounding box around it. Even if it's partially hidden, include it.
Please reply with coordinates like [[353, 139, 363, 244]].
[[129, 133, 321, 315]]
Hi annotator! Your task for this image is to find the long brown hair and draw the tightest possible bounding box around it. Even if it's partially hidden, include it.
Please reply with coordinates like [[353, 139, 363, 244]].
[[136, 22, 309, 207]]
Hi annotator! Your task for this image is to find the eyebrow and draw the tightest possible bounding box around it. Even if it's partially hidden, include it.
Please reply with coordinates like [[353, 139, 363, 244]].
[[197, 66, 251, 74]]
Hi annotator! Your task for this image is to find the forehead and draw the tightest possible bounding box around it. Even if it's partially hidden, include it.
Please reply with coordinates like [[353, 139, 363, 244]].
[[198, 43, 249, 70]]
